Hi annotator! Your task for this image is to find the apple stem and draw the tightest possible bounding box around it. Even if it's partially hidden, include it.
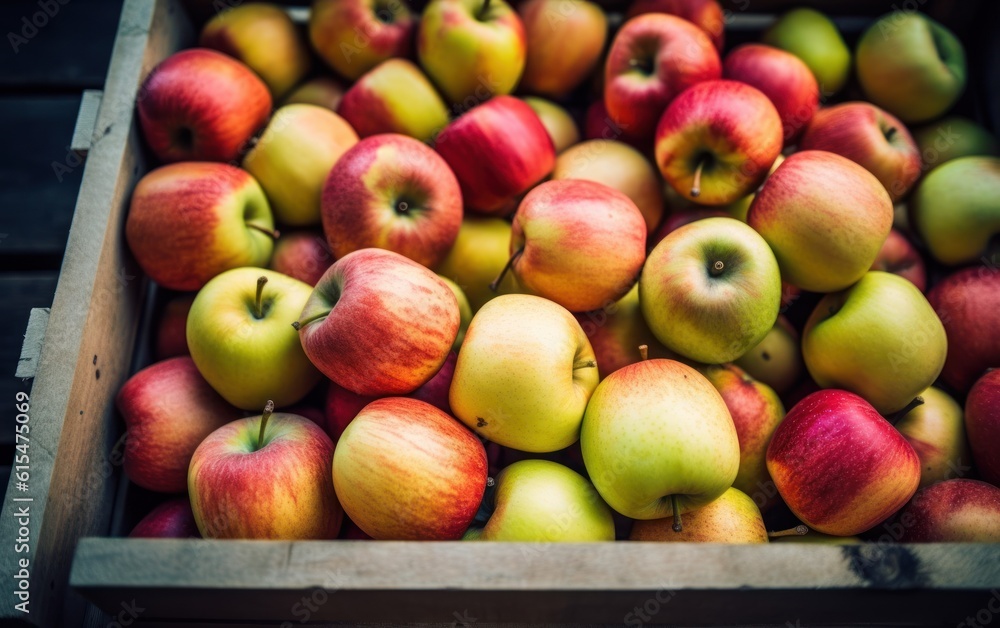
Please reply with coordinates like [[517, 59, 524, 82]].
[[670, 495, 682, 533], [256, 400, 274, 451], [638, 344, 648, 361], [691, 157, 707, 198], [889, 395, 925, 426], [573, 358, 597, 370], [479, 0, 491, 18], [884, 126, 897, 141], [247, 223, 280, 240], [710, 260, 725, 277], [254, 276, 268, 319], [489, 247, 523, 292], [397, 201, 409, 214], [768, 524, 809, 538]]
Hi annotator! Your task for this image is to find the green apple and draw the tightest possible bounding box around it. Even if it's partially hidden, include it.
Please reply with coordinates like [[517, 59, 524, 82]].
[[581, 358, 739, 520], [464, 459, 614, 541], [913, 116, 999, 170], [639, 217, 781, 364], [434, 216, 520, 313], [762, 8, 850, 94], [629, 488, 768, 543], [522, 96, 579, 154], [910, 156, 1000, 266], [734, 315, 802, 396], [449, 294, 598, 453], [802, 271, 947, 415], [855, 12, 966, 123], [187, 268, 322, 410], [895, 386, 971, 489], [440, 276, 472, 350]]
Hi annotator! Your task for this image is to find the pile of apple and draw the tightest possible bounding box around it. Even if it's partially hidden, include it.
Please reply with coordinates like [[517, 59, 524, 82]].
[[118, 0, 1000, 545]]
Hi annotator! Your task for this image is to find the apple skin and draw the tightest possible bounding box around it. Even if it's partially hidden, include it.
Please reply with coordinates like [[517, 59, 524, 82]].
[[434, 216, 521, 314], [333, 398, 487, 540], [284, 77, 346, 111], [417, 0, 526, 106], [309, 0, 415, 81], [440, 277, 472, 350], [517, 0, 607, 98], [856, 12, 966, 124], [761, 8, 850, 94], [137, 49, 271, 163], [910, 156, 1000, 266], [629, 488, 768, 543], [913, 116, 999, 170], [966, 369, 1000, 487], [640, 217, 781, 365], [722, 44, 819, 144], [297, 248, 459, 396], [450, 294, 598, 453], [199, 3, 310, 99], [748, 150, 894, 293], [465, 459, 614, 542], [869, 228, 926, 293], [116, 357, 243, 493], [268, 230, 334, 287], [734, 315, 802, 396], [242, 104, 359, 227], [434, 95, 555, 215], [322, 134, 462, 268], [129, 499, 201, 539], [895, 386, 971, 489], [522, 97, 580, 154], [509, 179, 647, 313], [625, 0, 724, 52], [766, 390, 921, 536], [604, 14, 721, 146], [189, 412, 342, 539], [927, 267, 1000, 394], [154, 293, 195, 360], [337, 59, 450, 143], [582, 359, 739, 519], [896, 479, 1000, 542], [126, 163, 275, 292], [701, 364, 785, 513], [655, 80, 783, 206], [800, 102, 921, 202]]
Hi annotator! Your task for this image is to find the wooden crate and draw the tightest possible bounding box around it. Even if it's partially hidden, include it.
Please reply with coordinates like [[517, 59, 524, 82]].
[[3, 0, 1000, 625]]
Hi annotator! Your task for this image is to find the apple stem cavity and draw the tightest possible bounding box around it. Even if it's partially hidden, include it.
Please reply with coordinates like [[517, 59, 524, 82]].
[[638, 344, 648, 361], [489, 247, 524, 292], [888, 395, 925, 425], [478, 0, 491, 19], [768, 525, 809, 538], [884, 126, 897, 142], [691, 157, 708, 198], [247, 223, 280, 240], [256, 400, 274, 451], [710, 260, 725, 277], [254, 276, 268, 319], [670, 495, 682, 533]]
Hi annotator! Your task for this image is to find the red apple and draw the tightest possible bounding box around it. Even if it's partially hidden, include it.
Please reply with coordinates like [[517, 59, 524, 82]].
[[584, 100, 627, 142], [137, 49, 271, 163], [766, 389, 921, 536], [153, 293, 194, 360], [869, 228, 927, 292], [966, 369, 1000, 487], [434, 96, 555, 215], [896, 479, 1000, 542], [322, 134, 462, 267], [518, 0, 607, 98], [722, 43, 819, 144], [116, 357, 242, 493], [129, 499, 201, 539], [625, 0, 724, 51], [268, 230, 334, 287], [309, 0, 415, 81]]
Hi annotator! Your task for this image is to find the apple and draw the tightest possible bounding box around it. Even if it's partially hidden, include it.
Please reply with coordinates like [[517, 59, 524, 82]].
[[581, 358, 739, 520], [129, 499, 201, 539], [440, 278, 472, 349], [322, 134, 462, 268], [625, 0, 724, 52], [927, 266, 1000, 394], [800, 102, 921, 202], [268, 230, 334, 286], [856, 12, 966, 123], [125, 162, 276, 291], [333, 397, 487, 539], [629, 488, 768, 543], [869, 228, 926, 292], [434, 95, 554, 215], [896, 479, 1000, 542], [337, 59, 450, 143], [137, 48, 271, 163], [450, 294, 598, 452], [552, 139, 664, 233], [154, 293, 195, 360], [701, 364, 785, 512], [417, 0, 526, 106], [966, 369, 1000, 487], [640, 217, 781, 364], [522, 97, 579, 154], [517, 0, 607, 98], [722, 43, 819, 144], [189, 405, 342, 539], [720, 155, 784, 224], [766, 389, 920, 536], [604, 14, 721, 147], [296, 248, 459, 396], [910, 156, 1000, 266], [895, 386, 971, 489], [116, 357, 242, 493], [283, 77, 346, 111], [913, 116, 999, 170], [187, 268, 321, 410], [434, 216, 521, 313], [655, 80, 782, 206], [734, 315, 802, 396], [761, 8, 850, 94], [802, 271, 946, 415], [464, 459, 614, 541], [501, 179, 647, 313], [199, 3, 310, 99], [747, 150, 894, 293], [309, 0, 415, 81], [584, 99, 626, 142], [242, 104, 358, 227]]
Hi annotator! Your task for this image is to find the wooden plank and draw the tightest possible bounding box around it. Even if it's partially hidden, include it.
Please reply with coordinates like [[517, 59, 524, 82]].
[[0, 1, 194, 625]]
